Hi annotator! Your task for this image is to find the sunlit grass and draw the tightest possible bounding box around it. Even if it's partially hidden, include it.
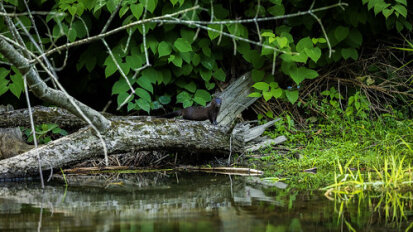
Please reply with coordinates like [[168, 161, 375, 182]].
[[256, 113, 412, 190], [323, 155, 412, 195]]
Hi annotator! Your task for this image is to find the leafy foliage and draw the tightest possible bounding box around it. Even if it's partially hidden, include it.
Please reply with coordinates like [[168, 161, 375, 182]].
[[0, 0, 411, 112], [22, 124, 68, 144]]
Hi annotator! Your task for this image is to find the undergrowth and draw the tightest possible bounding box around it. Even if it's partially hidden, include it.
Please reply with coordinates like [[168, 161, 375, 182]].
[[253, 90, 412, 190]]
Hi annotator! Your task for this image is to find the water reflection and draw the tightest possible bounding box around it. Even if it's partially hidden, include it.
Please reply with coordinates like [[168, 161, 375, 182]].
[[0, 172, 411, 231]]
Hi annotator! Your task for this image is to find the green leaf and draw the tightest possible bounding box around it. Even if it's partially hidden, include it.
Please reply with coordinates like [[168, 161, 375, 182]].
[[170, 0, 178, 6], [334, 26, 349, 42], [348, 29, 363, 47], [271, 87, 283, 98], [135, 88, 151, 102], [141, 68, 161, 84], [158, 41, 172, 57], [168, 54, 182, 67], [280, 53, 308, 63], [395, 0, 407, 6], [137, 75, 153, 93], [263, 91, 272, 101], [269, 82, 279, 89], [276, 37, 288, 48], [201, 57, 215, 70], [213, 68, 226, 81], [176, 91, 191, 104], [374, 2, 390, 16], [205, 81, 215, 90], [68, 27, 77, 42], [290, 67, 319, 85], [194, 89, 211, 106], [192, 54, 201, 66], [304, 47, 321, 62], [174, 38, 192, 53], [72, 20, 87, 38], [172, 55, 183, 67], [139, 0, 157, 13], [182, 99, 193, 108], [267, 5, 285, 16], [200, 69, 212, 82], [201, 46, 211, 57], [286, 90, 299, 104], [151, 101, 162, 110], [126, 55, 144, 69], [117, 92, 130, 107], [248, 92, 262, 98], [119, 5, 129, 18], [261, 46, 274, 56], [208, 24, 222, 40], [131, 3, 144, 19], [147, 37, 158, 54], [161, 69, 171, 85], [253, 82, 269, 91], [0, 79, 9, 96], [136, 98, 150, 113], [184, 81, 196, 93], [104, 58, 117, 78], [179, 52, 192, 64], [393, 5, 407, 18], [382, 8, 394, 18], [68, 5, 77, 16], [9, 74, 23, 99], [127, 101, 135, 112], [0, 68, 10, 79], [296, 37, 313, 52], [112, 79, 130, 95], [252, 69, 265, 82], [261, 31, 275, 37], [341, 48, 359, 60], [159, 95, 171, 105], [119, 62, 130, 76]]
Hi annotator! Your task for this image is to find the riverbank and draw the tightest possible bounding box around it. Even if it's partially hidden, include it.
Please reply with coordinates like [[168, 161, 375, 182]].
[[250, 107, 412, 190]]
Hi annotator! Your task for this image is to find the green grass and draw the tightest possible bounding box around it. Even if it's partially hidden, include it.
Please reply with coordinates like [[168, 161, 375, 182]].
[[251, 100, 413, 190]]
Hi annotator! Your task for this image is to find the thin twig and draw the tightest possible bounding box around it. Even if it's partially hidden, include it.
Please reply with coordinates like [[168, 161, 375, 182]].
[[23, 0, 43, 51], [33, 6, 200, 61], [309, 12, 333, 58], [23, 74, 44, 188], [101, 0, 123, 34], [102, 39, 135, 94], [0, 11, 65, 17]]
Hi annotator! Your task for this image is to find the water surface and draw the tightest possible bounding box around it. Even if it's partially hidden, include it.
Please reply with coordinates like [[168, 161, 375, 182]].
[[0, 172, 411, 231]]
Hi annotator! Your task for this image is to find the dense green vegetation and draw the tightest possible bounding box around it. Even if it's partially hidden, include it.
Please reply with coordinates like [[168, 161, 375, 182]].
[[251, 92, 412, 190], [0, 0, 410, 110], [0, 0, 411, 190]]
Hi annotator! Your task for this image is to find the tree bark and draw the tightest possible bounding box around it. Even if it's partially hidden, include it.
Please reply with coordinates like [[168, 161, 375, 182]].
[[0, 118, 244, 178], [0, 38, 111, 132]]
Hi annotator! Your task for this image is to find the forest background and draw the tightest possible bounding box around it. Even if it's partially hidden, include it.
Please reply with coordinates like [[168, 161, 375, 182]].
[[0, 0, 411, 189]]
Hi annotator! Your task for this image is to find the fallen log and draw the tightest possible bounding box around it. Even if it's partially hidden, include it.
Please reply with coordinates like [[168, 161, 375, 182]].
[[0, 72, 286, 179]]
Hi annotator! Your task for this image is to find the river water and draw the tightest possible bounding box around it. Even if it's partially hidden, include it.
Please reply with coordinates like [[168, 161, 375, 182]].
[[0, 172, 411, 231]]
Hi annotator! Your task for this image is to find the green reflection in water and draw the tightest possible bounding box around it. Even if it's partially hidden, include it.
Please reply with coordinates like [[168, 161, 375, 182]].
[[0, 172, 411, 231]]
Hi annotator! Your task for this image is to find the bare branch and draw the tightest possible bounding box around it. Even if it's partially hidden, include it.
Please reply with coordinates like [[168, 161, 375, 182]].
[[33, 5, 200, 61], [309, 12, 333, 58], [23, 74, 44, 188], [0, 38, 111, 132], [0, 11, 65, 17]]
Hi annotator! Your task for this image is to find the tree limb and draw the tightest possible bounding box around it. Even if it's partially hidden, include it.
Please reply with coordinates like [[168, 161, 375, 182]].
[[0, 38, 111, 132]]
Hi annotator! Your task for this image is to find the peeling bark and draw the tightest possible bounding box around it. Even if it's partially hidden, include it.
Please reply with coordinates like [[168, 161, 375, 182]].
[[0, 118, 244, 178]]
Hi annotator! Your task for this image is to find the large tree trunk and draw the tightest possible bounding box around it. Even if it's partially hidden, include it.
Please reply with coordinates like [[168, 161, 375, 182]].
[[0, 72, 286, 179], [0, 118, 245, 178]]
